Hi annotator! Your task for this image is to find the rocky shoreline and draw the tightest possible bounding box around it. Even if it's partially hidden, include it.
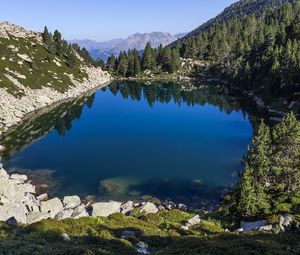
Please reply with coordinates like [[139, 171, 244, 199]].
[[0, 66, 111, 138], [0, 165, 190, 225]]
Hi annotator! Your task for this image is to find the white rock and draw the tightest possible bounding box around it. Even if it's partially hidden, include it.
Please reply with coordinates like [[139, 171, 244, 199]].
[[0, 145, 5, 153], [62, 233, 71, 242], [27, 212, 50, 224], [72, 204, 89, 219], [41, 197, 63, 218], [239, 220, 268, 232], [37, 193, 48, 202], [259, 225, 273, 231], [10, 174, 28, 182], [63, 195, 81, 209], [140, 202, 158, 214], [0, 202, 28, 224], [280, 214, 294, 232], [92, 201, 122, 217], [55, 209, 73, 220], [121, 201, 134, 215]]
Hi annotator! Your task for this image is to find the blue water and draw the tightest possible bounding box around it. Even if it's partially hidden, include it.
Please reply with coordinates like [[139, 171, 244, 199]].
[[3, 81, 253, 205]]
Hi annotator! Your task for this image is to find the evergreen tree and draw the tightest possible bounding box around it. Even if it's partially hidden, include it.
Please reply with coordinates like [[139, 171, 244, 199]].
[[133, 49, 141, 76], [237, 120, 271, 217], [272, 113, 300, 194], [118, 51, 128, 77], [142, 42, 156, 70], [107, 55, 116, 71]]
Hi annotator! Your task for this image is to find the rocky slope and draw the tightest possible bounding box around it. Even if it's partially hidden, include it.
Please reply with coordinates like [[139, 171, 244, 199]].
[[0, 22, 111, 136]]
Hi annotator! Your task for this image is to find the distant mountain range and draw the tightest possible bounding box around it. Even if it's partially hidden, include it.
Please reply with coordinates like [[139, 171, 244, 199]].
[[70, 32, 187, 61]]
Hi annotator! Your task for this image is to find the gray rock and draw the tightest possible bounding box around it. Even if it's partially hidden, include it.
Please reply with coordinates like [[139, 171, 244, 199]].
[[137, 241, 149, 254], [62, 233, 71, 242], [10, 174, 27, 182], [41, 197, 63, 218], [63, 195, 81, 209], [182, 215, 201, 229], [259, 225, 274, 231], [239, 220, 268, 232], [280, 214, 294, 232], [0, 145, 5, 153], [55, 209, 73, 220], [0, 168, 9, 179], [27, 212, 50, 224], [121, 201, 134, 215], [92, 201, 121, 217], [37, 193, 48, 202], [23, 193, 40, 212], [72, 204, 89, 219], [0, 202, 28, 224], [121, 230, 136, 239], [139, 202, 158, 214]]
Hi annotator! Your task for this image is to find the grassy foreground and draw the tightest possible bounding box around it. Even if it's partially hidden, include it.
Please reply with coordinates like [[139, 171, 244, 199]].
[[0, 210, 299, 255]]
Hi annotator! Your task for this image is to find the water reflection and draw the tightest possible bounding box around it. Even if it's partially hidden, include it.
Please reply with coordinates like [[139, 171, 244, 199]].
[[1, 81, 258, 207]]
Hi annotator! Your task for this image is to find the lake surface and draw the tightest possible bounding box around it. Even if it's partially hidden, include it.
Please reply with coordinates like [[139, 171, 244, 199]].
[[2, 81, 254, 207]]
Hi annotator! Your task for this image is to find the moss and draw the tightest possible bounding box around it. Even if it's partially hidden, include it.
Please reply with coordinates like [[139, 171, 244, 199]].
[[0, 210, 300, 254]]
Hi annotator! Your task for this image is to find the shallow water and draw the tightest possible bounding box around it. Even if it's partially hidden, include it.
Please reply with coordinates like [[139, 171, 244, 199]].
[[2, 81, 254, 206]]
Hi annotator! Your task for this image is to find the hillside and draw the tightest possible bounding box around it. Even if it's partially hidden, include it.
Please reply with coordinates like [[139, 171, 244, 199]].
[[173, 0, 300, 113], [0, 22, 111, 133], [176, 0, 293, 42]]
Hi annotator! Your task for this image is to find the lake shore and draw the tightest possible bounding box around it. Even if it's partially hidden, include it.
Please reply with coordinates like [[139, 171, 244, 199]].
[[0, 67, 111, 138]]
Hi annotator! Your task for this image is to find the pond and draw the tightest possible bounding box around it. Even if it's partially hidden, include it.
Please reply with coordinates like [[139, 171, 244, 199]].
[[2, 81, 255, 208]]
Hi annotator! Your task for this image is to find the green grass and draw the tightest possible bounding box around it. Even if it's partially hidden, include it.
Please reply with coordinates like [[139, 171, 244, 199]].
[[0, 210, 299, 254], [0, 35, 88, 96]]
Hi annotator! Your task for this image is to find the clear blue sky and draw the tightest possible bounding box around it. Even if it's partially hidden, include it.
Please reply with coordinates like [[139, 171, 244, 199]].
[[0, 0, 238, 41]]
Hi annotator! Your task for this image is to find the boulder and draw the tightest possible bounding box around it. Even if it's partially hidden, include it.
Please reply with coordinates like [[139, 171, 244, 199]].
[[280, 214, 295, 232], [121, 230, 136, 239], [0, 145, 5, 153], [0, 168, 9, 179], [23, 193, 40, 212], [0, 202, 28, 224], [10, 174, 28, 182], [139, 202, 158, 214], [92, 201, 121, 217], [137, 241, 149, 254], [63, 195, 81, 209], [27, 212, 50, 224], [62, 233, 71, 242], [55, 209, 73, 220], [121, 201, 134, 215], [40, 197, 63, 218], [72, 204, 89, 219], [182, 215, 201, 229], [239, 220, 268, 232], [37, 193, 48, 202], [259, 225, 274, 231]]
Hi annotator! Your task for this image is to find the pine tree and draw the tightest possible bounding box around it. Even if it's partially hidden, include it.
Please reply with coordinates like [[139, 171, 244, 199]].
[[142, 42, 156, 70], [133, 49, 141, 76], [53, 30, 62, 55], [237, 120, 271, 217], [272, 113, 300, 194], [107, 55, 116, 71], [42, 26, 52, 46], [118, 51, 128, 77]]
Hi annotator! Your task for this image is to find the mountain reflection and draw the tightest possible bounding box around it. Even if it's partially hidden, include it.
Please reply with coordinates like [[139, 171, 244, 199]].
[[1, 92, 96, 162], [2, 81, 261, 162]]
